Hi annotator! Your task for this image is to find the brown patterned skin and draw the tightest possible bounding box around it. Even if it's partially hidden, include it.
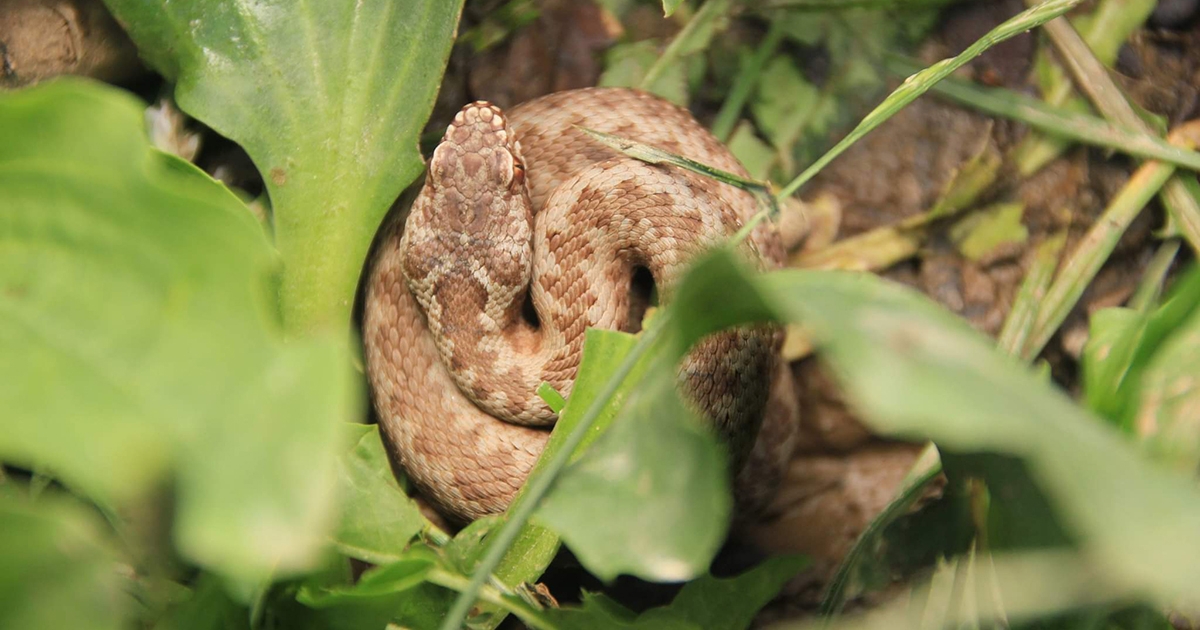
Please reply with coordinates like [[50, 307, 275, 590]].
[[363, 88, 798, 522]]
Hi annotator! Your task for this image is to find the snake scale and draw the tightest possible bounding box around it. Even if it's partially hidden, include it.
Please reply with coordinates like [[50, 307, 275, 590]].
[[363, 88, 799, 522]]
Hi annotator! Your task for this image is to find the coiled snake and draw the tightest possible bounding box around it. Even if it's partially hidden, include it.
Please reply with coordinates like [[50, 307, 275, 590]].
[[363, 88, 799, 522]]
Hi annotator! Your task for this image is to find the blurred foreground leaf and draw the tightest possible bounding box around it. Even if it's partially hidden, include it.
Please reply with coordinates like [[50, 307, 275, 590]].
[[0, 79, 357, 586], [0, 492, 124, 630], [669, 250, 1200, 606]]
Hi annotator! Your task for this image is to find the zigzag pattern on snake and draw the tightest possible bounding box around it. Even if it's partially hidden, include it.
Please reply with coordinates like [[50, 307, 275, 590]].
[[363, 88, 799, 522]]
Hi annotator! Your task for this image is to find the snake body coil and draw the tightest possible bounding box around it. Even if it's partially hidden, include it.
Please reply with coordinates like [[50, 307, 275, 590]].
[[363, 88, 798, 521]]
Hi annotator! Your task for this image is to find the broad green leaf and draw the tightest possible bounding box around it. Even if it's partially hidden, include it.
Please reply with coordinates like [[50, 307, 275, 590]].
[[546, 555, 807, 630], [550, 592, 695, 630], [727, 122, 776, 181], [536, 339, 730, 583], [1082, 307, 1147, 421], [948, 202, 1028, 262], [331, 424, 427, 564], [102, 0, 465, 332], [637, 555, 807, 629], [671, 250, 1200, 605], [959, 453, 1074, 551], [298, 552, 435, 605], [443, 515, 502, 575], [0, 79, 357, 585], [0, 492, 125, 630], [750, 56, 824, 154], [821, 444, 949, 614], [295, 549, 449, 630], [600, 41, 689, 106], [1082, 267, 1200, 425], [1133, 308, 1200, 472]]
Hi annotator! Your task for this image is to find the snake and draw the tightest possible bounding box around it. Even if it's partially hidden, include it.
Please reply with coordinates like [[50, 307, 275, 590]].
[[363, 88, 799, 522]]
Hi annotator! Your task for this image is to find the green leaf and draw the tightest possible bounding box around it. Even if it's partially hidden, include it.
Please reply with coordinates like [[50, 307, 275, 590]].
[[792, 550, 1131, 630], [1082, 307, 1147, 421], [298, 552, 435, 605], [294, 549, 448, 630], [750, 56, 824, 154], [599, 41, 689, 106], [443, 515, 502, 575], [102, 0, 466, 332], [727, 122, 776, 181], [821, 444, 949, 613], [546, 555, 807, 630], [662, 0, 685, 16], [1132, 308, 1200, 472], [1082, 267, 1200, 426], [671, 250, 1200, 604], [0, 492, 125, 630], [535, 336, 731, 583], [638, 555, 807, 629], [331, 424, 427, 564], [0, 79, 357, 585], [949, 202, 1029, 261], [152, 574, 249, 630]]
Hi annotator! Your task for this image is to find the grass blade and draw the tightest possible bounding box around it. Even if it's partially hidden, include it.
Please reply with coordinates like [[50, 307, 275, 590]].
[[1037, 11, 1200, 254], [1022, 122, 1200, 360], [997, 233, 1066, 358], [775, 0, 1085, 202], [884, 56, 1200, 173]]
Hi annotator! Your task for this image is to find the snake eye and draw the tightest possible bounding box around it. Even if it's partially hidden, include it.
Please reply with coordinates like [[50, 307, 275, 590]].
[[511, 161, 526, 187]]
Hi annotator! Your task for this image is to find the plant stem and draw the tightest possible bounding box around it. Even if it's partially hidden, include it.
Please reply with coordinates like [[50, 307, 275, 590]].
[[997, 233, 1066, 358], [1012, 0, 1156, 174]]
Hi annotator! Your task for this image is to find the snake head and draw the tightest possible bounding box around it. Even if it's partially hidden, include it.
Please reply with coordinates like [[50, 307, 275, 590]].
[[401, 101, 535, 335], [424, 101, 530, 222]]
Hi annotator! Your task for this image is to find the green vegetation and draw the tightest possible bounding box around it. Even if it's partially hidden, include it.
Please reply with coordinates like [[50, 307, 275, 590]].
[[3, 0, 1200, 629]]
